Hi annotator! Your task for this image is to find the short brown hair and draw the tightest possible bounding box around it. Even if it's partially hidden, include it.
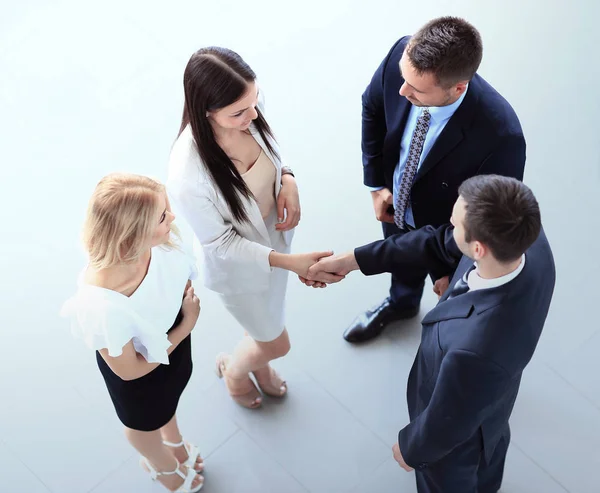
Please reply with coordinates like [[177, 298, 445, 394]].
[[458, 175, 541, 263], [407, 16, 483, 87]]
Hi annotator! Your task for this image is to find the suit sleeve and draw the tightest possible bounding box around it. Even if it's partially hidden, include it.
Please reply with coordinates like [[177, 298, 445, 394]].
[[354, 224, 462, 282], [361, 37, 407, 187], [399, 349, 511, 468], [477, 134, 526, 180]]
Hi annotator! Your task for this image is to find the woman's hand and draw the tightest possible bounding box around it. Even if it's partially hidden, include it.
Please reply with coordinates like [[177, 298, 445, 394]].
[[276, 175, 300, 231], [181, 285, 200, 332], [269, 251, 344, 285], [287, 251, 346, 284], [297, 275, 327, 288]]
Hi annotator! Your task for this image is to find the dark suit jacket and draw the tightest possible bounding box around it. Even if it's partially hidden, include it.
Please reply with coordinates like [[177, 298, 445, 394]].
[[354, 226, 555, 470], [362, 36, 526, 228]]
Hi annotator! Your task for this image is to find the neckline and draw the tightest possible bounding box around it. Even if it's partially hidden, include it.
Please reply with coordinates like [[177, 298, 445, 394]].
[[469, 254, 526, 290], [81, 249, 155, 300], [241, 149, 264, 176]]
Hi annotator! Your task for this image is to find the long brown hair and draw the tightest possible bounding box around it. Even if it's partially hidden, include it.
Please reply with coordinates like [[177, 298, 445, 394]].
[[179, 47, 279, 222]]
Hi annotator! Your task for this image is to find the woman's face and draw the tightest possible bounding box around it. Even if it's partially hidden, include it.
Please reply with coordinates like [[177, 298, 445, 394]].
[[207, 81, 259, 131], [150, 193, 175, 247]]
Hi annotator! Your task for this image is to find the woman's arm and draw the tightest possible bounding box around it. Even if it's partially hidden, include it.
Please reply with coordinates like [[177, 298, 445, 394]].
[[169, 182, 274, 290], [98, 317, 194, 381], [99, 285, 200, 381], [269, 251, 344, 284], [275, 174, 300, 231]]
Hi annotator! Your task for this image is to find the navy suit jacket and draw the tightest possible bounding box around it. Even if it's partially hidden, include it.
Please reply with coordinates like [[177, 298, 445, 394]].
[[354, 226, 555, 470], [362, 36, 526, 228]]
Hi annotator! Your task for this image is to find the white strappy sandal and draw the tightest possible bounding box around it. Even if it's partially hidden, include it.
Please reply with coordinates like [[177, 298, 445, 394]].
[[139, 457, 204, 493], [163, 439, 204, 472]]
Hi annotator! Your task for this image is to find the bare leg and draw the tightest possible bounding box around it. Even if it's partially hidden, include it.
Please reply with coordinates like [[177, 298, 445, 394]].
[[218, 329, 290, 404], [160, 415, 204, 472], [125, 427, 203, 491], [227, 329, 290, 378]]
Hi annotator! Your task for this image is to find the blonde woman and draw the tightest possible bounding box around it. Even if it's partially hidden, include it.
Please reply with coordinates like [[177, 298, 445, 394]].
[[61, 173, 204, 492], [167, 47, 341, 410]]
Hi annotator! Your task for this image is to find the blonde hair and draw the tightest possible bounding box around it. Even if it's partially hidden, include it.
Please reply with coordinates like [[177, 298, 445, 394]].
[[83, 173, 179, 270]]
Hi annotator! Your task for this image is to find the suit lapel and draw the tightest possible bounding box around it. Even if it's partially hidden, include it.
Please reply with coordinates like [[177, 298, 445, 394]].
[[421, 296, 474, 324], [423, 258, 475, 324], [439, 257, 475, 303], [238, 194, 271, 246], [413, 77, 482, 184], [414, 123, 464, 183], [388, 100, 412, 173], [422, 255, 508, 324]]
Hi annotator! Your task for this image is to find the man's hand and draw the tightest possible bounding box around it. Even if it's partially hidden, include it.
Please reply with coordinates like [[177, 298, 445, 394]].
[[275, 175, 300, 231], [297, 275, 328, 288], [392, 443, 413, 472], [286, 251, 345, 283], [433, 276, 450, 299], [303, 252, 359, 285], [371, 188, 394, 224]]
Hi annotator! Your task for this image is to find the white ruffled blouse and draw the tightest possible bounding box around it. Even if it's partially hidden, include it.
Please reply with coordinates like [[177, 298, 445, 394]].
[[61, 239, 198, 365]]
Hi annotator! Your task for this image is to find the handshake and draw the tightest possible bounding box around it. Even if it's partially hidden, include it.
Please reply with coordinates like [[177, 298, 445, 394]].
[[270, 250, 360, 288], [272, 249, 451, 298]]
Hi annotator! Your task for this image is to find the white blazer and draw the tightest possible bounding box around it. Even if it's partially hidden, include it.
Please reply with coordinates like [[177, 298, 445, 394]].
[[166, 118, 295, 296]]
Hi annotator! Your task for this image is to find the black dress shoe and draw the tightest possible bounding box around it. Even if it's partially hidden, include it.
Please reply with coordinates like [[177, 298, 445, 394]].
[[343, 298, 420, 343]]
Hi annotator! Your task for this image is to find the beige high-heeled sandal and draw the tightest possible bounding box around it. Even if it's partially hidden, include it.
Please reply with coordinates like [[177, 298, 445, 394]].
[[215, 353, 262, 409], [139, 456, 203, 492], [253, 366, 287, 397]]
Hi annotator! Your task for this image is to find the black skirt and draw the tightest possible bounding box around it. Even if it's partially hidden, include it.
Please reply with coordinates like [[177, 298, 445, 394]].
[[96, 323, 192, 432]]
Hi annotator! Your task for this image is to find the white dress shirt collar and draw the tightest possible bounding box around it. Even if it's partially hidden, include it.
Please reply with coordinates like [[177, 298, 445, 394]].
[[467, 254, 526, 292]]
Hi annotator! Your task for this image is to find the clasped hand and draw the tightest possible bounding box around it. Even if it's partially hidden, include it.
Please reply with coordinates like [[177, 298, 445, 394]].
[[285, 251, 358, 289]]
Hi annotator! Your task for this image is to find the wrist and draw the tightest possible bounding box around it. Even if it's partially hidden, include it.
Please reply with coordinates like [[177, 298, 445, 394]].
[[281, 173, 296, 186], [173, 316, 194, 335], [269, 251, 293, 270], [344, 252, 360, 272], [371, 187, 389, 195], [168, 326, 185, 344]]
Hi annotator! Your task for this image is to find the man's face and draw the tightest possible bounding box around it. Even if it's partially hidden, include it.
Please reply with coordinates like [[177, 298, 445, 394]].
[[398, 51, 465, 107], [450, 196, 474, 259]]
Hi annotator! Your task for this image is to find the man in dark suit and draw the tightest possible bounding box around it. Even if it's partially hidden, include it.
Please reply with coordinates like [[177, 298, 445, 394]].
[[306, 175, 555, 492], [345, 16, 526, 343]]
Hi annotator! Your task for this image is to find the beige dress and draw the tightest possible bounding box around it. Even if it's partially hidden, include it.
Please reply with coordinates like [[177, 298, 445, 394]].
[[218, 150, 289, 342]]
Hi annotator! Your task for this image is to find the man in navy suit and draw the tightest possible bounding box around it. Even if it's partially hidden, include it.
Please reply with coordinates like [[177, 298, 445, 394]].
[[306, 175, 555, 492], [344, 16, 526, 343]]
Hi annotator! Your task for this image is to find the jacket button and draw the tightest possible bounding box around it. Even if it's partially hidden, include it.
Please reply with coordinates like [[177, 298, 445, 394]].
[[442, 182, 448, 188], [418, 462, 428, 470]]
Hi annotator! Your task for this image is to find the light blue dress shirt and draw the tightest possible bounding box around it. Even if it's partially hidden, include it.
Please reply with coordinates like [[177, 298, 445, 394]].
[[370, 87, 468, 228]]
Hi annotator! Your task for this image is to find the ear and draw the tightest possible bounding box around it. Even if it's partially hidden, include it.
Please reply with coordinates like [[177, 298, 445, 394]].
[[472, 241, 487, 261], [454, 81, 468, 97]]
